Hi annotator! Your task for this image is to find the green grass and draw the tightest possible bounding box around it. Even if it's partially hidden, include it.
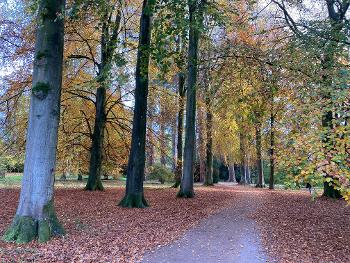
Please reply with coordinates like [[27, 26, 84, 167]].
[[0, 174, 23, 187], [0, 173, 173, 189]]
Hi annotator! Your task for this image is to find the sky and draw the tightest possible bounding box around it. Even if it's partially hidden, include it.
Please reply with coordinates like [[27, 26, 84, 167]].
[[0, 0, 26, 78]]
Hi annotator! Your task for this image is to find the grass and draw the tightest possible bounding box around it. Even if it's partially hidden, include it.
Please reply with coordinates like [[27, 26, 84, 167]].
[[0, 173, 174, 189], [2, 174, 319, 193], [0, 174, 23, 188]]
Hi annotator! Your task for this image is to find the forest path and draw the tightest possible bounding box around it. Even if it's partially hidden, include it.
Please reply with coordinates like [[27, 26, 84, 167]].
[[142, 186, 269, 263]]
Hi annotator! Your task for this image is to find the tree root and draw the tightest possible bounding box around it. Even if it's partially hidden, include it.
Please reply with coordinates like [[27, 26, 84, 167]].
[[177, 189, 195, 198], [84, 179, 104, 191], [118, 193, 149, 208], [3, 201, 64, 244]]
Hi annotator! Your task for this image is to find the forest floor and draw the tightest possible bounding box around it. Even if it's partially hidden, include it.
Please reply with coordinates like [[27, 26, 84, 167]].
[[0, 185, 349, 263]]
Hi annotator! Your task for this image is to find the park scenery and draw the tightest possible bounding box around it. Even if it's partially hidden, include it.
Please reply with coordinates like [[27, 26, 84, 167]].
[[0, 0, 349, 262]]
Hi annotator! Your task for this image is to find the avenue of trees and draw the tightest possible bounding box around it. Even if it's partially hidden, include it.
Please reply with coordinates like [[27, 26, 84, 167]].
[[0, 0, 349, 243]]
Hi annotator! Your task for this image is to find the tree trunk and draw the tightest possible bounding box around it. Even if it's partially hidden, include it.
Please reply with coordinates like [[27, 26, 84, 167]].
[[239, 131, 247, 184], [3, 0, 65, 243], [160, 120, 167, 166], [269, 110, 275, 190], [171, 118, 177, 172], [178, 0, 204, 198], [228, 164, 236, 183], [173, 73, 185, 188], [85, 86, 106, 191], [197, 103, 206, 183], [77, 173, 83, 181], [321, 110, 341, 198], [320, 4, 344, 198], [119, 0, 153, 208], [255, 123, 264, 188], [204, 100, 213, 186], [246, 157, 251, 184], [146, 121, 155, 167], [85, 5, 122, 191]]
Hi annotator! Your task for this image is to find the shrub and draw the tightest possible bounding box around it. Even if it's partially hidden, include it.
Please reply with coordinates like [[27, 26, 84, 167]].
[[147, 164, 174, 184]]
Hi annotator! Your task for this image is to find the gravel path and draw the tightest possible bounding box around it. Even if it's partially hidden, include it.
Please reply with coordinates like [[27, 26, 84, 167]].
[[142, 193, 268, 263]]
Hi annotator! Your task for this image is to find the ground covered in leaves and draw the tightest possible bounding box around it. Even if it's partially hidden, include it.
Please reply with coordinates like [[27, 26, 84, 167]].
[[252, 190, 350, 263], [0, 186, 349, 262], [0, 186, 242, 262]]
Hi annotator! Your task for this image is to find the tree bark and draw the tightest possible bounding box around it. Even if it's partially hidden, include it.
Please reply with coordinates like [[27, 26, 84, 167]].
[[160, 119, 167, 166], [197, 102, 206, 183], [228, 164, 236, 183], [239, 131, 247, 184], [85, 86, 106, 190], [204, 99, 213, 186], [171, 117, 177, 172], [255, 123, 264, 187], [246, 156, 251, 184], [3, 0, 65, 243], [173, 73, 185, 188], [269, 110, 275, 190], [178, 0, 204, 198], [119, 0, 153, 207], [146, 117, 155, 168]]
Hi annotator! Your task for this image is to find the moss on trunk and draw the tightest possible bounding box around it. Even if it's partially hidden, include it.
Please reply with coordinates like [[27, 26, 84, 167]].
[[2, 216, 37, 244], [118, 193, 149, 208], [177, 189, 195, 198], [3, 201, 64, 244]]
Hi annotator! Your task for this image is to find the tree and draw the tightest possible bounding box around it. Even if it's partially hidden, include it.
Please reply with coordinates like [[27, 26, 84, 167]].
[[149, 0, 188, 188], [174, 72, 186, 187], [85, 1, 123, 191], [272, 0, 349, 198], [178, 0, 205, 198], [255, 117, 264, 188], [119, 0, 154, 208], [204, 89, 214, 186], [2, 0, 65, 243], [269, 98, 275, 190], [66, 0, 124, 191], [320, 0, 348, 198]]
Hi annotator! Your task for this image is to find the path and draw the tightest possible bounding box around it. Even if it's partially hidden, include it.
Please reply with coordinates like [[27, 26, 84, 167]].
[[142, 191, 268, 263]]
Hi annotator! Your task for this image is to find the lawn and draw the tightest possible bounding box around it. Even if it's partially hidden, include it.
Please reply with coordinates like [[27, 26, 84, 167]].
[[0, 173, 174, 189]]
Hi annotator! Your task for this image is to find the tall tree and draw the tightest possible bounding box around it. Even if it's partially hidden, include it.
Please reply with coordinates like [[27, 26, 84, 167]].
[[197, 100, 206, 183], [83, 1, 122, 191], [178, 0, 205, 198], [269, 99, 275, 190], [320, 0, 348, 198], [119, 0, 154, 208], [204, 91, 214, 186], [255, 119, 264, 187], [173, 72, 186, 188], [239, 130, 248, 184], [3, 0, 65, 243], [272, 0, 349, 197]]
